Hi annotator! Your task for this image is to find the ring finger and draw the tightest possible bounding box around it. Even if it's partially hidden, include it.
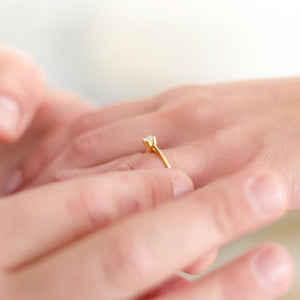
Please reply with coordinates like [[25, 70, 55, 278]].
[[52, 124, 261, 190]]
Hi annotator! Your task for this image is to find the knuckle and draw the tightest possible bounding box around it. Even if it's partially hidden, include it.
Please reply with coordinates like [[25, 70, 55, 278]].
[[69, 131, 102, 165], [209, 187, 241, 238], [142, 175, 158, 201], [68, 180, 104, 233], [70, 112, 103, 136], [194, 96, 222, 120], [136, 171, 174, 207], [163, 95, 220, 128], [70, 115, 92, 136], [135, 173, 158, 208], [70, 135, 93, 162]]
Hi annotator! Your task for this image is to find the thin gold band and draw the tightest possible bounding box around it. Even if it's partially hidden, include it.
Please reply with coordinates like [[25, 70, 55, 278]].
[[151, 145, 172, 168], [142, 136, 172, 168]]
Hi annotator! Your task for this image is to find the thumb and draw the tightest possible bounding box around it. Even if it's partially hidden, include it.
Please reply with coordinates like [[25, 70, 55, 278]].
[[0, 46, 45, 142]]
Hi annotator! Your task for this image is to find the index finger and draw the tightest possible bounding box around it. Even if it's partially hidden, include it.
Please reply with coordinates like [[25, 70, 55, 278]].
[[0, 168, 193, 268]]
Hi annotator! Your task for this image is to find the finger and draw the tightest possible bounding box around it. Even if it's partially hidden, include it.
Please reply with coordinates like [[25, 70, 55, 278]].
[[53, 155, 134, 181], [2, 89, 91, 195], [184, 249, 219, 275], [16, 89, 213, 188], [136, 276, 191, 299], [31, 98, 259, 187], [83, 169, 287, 299], [0, 169, 193, 268], [23, 150, 219, 279], [0, 46, 45, 141], [68, 83, 209, 138], [150, 244, 293, 300], [10, 169, 288, 299], [50, 124, 261, 189], [40, 151, 216, 280], [5, 97, 158, 192], [11, 142, 218, 278], [70, 98, 160, 137], [113, 126, 261, 189], [30, 109, 182, 186]]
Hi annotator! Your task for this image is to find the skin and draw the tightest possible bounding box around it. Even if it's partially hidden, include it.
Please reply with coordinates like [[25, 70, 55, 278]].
[[0, 46, 45, 142], [0, 47, 296, 298], [8, 78, 299, 211], [0, 46, 214, 276], [0, 47, 92, 194], [0, 168, 294, 299]]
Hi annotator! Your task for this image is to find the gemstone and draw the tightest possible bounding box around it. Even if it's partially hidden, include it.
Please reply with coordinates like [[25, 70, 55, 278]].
[[142, 135, 157, 151]]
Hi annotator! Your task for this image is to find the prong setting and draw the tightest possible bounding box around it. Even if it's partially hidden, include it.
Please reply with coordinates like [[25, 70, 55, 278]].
[[142, 135, 157, 152], [142, 135, 172, 168]]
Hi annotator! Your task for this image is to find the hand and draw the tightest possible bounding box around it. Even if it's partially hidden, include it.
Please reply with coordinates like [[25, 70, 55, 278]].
[[0, 46, 44, 142], [0, 47, 91, 195], [16, 78, 300, 210], [0, 45, 47, 189], [0, 168, 293, 299]]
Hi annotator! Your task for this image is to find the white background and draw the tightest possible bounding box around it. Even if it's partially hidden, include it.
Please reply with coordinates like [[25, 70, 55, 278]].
[[1, 0, 299, 103]]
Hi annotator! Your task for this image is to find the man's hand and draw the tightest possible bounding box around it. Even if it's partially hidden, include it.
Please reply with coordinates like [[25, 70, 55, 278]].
[[0, 168, 293, 299], [0, 46, 91, 194]]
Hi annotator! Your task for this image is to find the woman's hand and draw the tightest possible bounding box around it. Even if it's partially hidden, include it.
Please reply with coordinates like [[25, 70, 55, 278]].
[[0, 46, 92, 194], [16, 78, 300, 210], [0, 168, 293, 299]]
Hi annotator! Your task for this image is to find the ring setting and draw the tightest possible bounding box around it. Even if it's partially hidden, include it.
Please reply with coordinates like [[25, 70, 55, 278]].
[[142, 135, 171, 168]]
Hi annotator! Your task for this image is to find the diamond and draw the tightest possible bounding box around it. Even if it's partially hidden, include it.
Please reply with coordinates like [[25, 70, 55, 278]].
[[142, 135, 157, 151]]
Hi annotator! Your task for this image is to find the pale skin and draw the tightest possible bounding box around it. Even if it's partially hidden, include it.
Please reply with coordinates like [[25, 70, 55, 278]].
[[6, 77, 300, 211], [0, 47, 297, 299], [0, 168, 294, 299], [0, 46, 92, 193]]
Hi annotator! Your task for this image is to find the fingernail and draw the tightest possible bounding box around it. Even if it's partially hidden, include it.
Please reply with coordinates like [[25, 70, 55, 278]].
[[246, 173, 287, 217], [173, 176, 193, 198], [0, 95, 21, 135], [252, 246, 292, 290], [3, 170, 23, 195]]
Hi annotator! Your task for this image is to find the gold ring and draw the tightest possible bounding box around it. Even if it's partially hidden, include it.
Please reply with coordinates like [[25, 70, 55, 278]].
[[142, 136, 172, 168]]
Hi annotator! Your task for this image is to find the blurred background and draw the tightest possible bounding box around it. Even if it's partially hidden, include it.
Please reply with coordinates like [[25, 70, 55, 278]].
[[1, 0, 299, 298]]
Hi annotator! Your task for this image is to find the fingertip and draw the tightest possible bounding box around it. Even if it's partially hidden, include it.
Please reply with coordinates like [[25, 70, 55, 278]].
[[245, 170, 288, 216], [222, 168, 289, 221], [0, 95, 22, 142], [251, 243, 294, 294]]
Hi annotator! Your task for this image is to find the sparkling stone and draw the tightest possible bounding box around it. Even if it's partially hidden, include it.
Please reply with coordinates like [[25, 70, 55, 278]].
[[142, 135, 157, 151]]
